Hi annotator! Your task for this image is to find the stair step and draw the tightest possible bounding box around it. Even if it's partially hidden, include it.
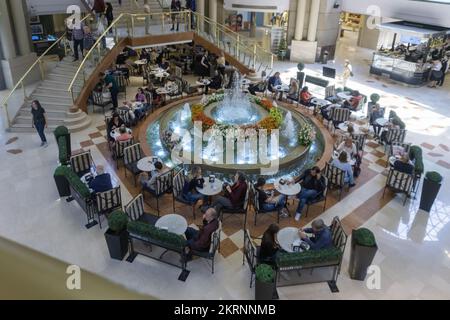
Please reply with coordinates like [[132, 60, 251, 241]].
[[14, 115, 65, 125]]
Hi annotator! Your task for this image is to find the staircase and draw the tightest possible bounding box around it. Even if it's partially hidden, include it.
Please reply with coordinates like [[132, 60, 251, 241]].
[[109, 0, 165, 28], [8, 57, 91, 133]]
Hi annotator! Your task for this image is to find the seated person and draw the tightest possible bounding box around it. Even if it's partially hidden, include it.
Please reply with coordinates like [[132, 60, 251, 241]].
[[370, 103, 385, 138], [337, 136, 357, 160], [260, 224, 282, 264], [300, 86, 313, 106], [320, 104, 340, 123], [140, 161, 168, 193], [287, 79, 299, 101], [205, 71, 223, 94], [379, 111, 405, 145], [159, 58, 170, 71], [388, 110, 406, 130], [254, 178, 288, 217], [139, 48, 150, 61], [185, 208, 219, 254], [343, 90, 363, 110], [122, 101, 146, 121], [248, 81, 266, 96], [393, 154, 414, 174], [268, 72, 282, 100], [182, 166, 206, 205], [299, 219, 333, 250], [331, 151, 356, 187], [116, 126, 133, 142], [107, 113, 124, 142], [145, 83, 162, 108], [134, 87, 146, 103], [212, 171, 248, 214], [88, 165, 113, 193], [293, 166, 326, 221]]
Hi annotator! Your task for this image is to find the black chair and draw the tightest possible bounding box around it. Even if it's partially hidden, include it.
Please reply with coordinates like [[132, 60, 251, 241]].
[[142, 170, 173, 216], [113, 74, 127, 98], [243, 229, 260, 288], [221, 185, 250, 227], [70, 150, 94, 177], [384, 128, 407, 153], [182, 79, 197, 96], [117, 108, 135, 128], [251, 183, 280, 226], [329, 108, 351, 132], [383, 168, 414, 206], [172, 168, 197, 219], [190, 221, 222, 274], [388, 142, 411, 158], [95, 186, 122, 229], [324, 163, 346, 200], [124, 193, 158, 225], [123, 143, 143, 186], [92, 91, 112, 114], [305, 176, 328, 217], [113, 138, 135, 169]]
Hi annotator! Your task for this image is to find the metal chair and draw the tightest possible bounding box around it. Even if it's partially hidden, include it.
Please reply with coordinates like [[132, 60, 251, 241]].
[[190, 221, 222, 274], [95, 186, 122, 228], [123, 143, 143, 186], [113, 138, 135, 169], [220, 184, 250, 227], [251, 183, 280, 226], [305, 176, 328, 217], [70, 150, 94, 177], [142, 170, 173, 216], [329, 108, 351, 132], [324, 163, 346, 200], [384, 128, 407, 153], [383, 168, 414, 206], [172, 168, 197, 219], [92, 91, 112, 114], [124, 193, 158, 225], [243, 229, 260, 288]]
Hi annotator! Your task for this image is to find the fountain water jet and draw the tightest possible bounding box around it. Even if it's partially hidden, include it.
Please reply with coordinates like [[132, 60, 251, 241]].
[[283, 111, 297, 147]]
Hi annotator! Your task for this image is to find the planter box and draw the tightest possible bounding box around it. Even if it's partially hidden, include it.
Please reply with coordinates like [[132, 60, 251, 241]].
[[105, 229, 129, 260], [348, 234, 378, 281], [255, 280, 277, 300], [54, 175, 71, 197], [419, 178, 441, 212]]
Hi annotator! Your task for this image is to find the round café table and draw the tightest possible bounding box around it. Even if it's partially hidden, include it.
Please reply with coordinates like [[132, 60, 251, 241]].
[[337, 122, 361, 134], [375, 118, 389, 127], [310, 97, 332, 115], [110, 127, 132, 140], [137, 156, 161, 172], [196, 178, 223, 196], [274, 180, 301, 196], [332, 151, 356, 166], [155, 214, 188, 235], [277, 227, 301, 253], [196, 79, 211, 94], [337, 91, 352, 101]]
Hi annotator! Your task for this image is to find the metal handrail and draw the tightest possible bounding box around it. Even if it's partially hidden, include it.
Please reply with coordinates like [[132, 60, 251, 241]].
[[1, 14, 91, 128]]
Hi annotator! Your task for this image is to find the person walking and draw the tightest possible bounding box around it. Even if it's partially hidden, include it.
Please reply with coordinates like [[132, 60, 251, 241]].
[[170, 0, 181, 31], [72, 23, 84, 62], [437, 55, 448, 87], [342, 59, 353, 88], [91, 0, 106, 22], [31, 100, 48, 147], [101, 72, 119, 110], [105, 2, 114, 32], [428, 58, 443, 88]]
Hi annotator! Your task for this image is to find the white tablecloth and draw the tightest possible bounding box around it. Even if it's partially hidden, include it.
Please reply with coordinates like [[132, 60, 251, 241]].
[[337, 91, 352, 100], [155, 214, 188, 235], [277, 227, 301, 253], [274, 181, 301, 196], [375, 118, 389, 126], [137, 156, 160, 172], [196, 179, 223, 196]]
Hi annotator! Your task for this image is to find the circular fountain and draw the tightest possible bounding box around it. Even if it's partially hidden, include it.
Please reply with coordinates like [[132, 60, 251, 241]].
[[143, 74, 327, 182]]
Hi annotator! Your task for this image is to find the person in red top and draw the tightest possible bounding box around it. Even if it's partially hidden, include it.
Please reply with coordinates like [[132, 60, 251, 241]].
[[343, 90, 362, 110], [91, 0, 106, 21], [116, 126, 133, 142], [212, 171, 248, 214], [185, 208, 219, 254], [300, 86, 313, 106]]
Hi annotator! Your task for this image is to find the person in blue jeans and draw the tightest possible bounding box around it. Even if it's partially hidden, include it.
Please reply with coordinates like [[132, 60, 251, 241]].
[[31, 100, 48, 147], [299, 218, 333, 250], [254, 178, 288, 217], [182, 166, 207, 205], [331, 151, 355, 187], [293, 166, 326, 221]]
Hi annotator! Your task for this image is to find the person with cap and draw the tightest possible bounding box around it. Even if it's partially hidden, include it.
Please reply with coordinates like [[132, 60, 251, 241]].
[[342, 59, 353, 88], [89, 165, 113, 193], [298, 219, 333, 250]]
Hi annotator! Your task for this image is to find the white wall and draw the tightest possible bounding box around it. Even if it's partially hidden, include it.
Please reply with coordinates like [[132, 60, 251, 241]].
[[27, 0, 87, 16], [223, 0, 290, 13], [342, 0, 450, 28]]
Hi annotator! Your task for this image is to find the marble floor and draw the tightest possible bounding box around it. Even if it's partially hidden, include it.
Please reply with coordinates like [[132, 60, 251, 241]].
[[0, 35, 449, 299]]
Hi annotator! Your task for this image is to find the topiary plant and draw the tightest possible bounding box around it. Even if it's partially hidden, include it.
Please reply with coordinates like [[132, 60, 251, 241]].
[[297, 62, 305, 71], [353, 228, 376, 247], [370, 93, 380, 103], [54, 126, 69, 139], [425, 171, 443, 183], [255, 264, 275, 283], [107, 210, 128, 234]]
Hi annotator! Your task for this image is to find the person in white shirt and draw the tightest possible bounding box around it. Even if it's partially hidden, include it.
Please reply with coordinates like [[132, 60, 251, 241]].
[[331, 151, 355, 187], [342, 59, 353, 88], [337, 137, 357, 160], [428, 58, 443, 88]]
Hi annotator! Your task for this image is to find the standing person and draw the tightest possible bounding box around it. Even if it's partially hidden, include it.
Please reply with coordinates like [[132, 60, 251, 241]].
[[96, 15, 107, 50], [342, 59, 353, 88], [170, 0, 181, 31], [216, 51, 226, 76], [31, 100, 48, 147], [72, 23, 84, 62], [186, 0, 196, 29], [105, 3, 114, 32], [437, 55, 448, 87], [100, 72, 119, 110], [91, 0, 106, 21], [65, 18, 74, 57], [200, 51, 210, 78], [428, 58, 442, 88], [83, 26, 95, 56]]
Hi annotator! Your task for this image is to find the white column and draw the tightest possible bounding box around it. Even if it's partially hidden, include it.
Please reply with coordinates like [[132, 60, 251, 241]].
[[197, 0, 205, 31], [294, 0, 307, 41], [209, 0, 217, 22], [307, 0, 320, 42], [10, 0, 32, 56], [0, 0, 17, 59]]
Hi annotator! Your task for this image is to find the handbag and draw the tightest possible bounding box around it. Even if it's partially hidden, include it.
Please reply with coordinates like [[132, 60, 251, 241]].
[[350, 71, 354, 77]]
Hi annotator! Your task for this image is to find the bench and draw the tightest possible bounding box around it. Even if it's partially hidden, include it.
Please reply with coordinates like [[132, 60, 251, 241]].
[[275, 216, 347, 292]]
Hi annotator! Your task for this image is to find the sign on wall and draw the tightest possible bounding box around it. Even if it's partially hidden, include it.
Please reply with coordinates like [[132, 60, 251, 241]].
[[223, 0, 290, 13]]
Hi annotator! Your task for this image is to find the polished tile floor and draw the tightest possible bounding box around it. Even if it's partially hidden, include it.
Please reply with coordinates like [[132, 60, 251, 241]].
[[0, 33, 449, 299]]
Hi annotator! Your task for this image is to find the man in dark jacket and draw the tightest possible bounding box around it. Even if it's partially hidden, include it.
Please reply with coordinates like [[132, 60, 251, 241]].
[[92, 0, 106, 21], [89, 165, 113, 193], [299, 219, 333, 250], [294, 166, 325, 221], [185, 208, 219, 253]]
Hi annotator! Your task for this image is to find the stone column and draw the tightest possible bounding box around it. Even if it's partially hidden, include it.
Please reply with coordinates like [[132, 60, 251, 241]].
[[209, 0, 217, 22], [0, 0, 18, 60], [10, 0, 32, 56], [294, 0, 306, 41], [307, 0, 321, 42], [197, 0, 205, 32]]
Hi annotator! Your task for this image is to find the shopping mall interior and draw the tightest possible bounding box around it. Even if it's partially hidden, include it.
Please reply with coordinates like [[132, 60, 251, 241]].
[[0, 0, 449, 300]]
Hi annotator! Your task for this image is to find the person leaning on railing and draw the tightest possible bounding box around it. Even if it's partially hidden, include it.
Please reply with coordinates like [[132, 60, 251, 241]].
[[170, 0, 182, 31]]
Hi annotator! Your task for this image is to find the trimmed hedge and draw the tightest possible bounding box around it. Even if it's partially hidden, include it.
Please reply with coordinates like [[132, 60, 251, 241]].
[[425, 171, 443, 183], [353, 228, 376, 247], [53, 165, 90, 198], [370, 93, 380, 103], [54, 126, 69, 140], [58, 136, 68, 165], [127, 221, 186, 250], [108, 210, 128, 233], [255, 264, 275, 283], [276, 247, 342, 268], [409, 145, 424, 175], [54, 165, 72, 177]]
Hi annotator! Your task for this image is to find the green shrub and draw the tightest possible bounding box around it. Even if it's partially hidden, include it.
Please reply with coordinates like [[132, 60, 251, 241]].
[[426, 171, 443, 183], [276, 248, 342, 268], [255, 264, 274, 283], [370, 93, 380, 103], [58, 136, 68, 165], [54, 165, 71, 176], [127, 221, 186, 250], [108, 210, 128, 233], [297, 62, 305, 71], [54, 126, 69, 140], [409, 146, 424, 175], [54, 165, 90, 198], [353, 228, 376, 247]]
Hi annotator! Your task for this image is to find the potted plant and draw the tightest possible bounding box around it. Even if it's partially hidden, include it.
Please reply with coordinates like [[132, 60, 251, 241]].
[[105, 210, 129, 260], [277, 38, 287, 61], [255, 264, 277, 300], [53, 166, 71, 197], [419, 171, 443, 212], [297, 62, 305, 87], [348, 228, 377, 281]]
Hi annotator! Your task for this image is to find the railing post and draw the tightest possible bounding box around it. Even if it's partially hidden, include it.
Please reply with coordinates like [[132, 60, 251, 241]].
[[114, 25, 118, 43], [3, 103, 11, 129], [38, 60, 45, 80], [21, 82, 26, 100], [127, 16, 131, 37], [187, 11, 191, 31], [253, 43, 257, 69], [270, 54, 274, 69], [236, 35, 240, 58], [131, 15, 135, 38], [162, 13, 165, 32]]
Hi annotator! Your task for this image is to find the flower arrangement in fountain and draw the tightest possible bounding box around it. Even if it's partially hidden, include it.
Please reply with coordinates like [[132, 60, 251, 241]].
[[162, 129, 182, 150], [298, 123, 316, 146]]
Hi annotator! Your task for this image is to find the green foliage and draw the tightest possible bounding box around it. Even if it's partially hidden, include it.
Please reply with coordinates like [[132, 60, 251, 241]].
[[298, 124, 316, 146], [127, 221, 186, 250], [276, 248, 342, 268], [426, 171, 443, 183], [54, 165, 90, 198], [409, 145, 424, 175], [297, 62, 305, 71], [58, 136, 68, 165], [255, 264, 275, 283], [269, 107, 283, 127], [353, 228, 376, 247], [54, 126, 69, 140], [370, 93, 380, 103], [107, 210, 128, 233], [54, 165, 71, 176]]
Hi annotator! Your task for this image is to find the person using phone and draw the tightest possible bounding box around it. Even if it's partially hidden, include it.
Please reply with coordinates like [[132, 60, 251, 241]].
[[298, 219, 332, 250], [255, 178, 288, 217], [293, 167, 326, 221], [182, 166, 206, 205], [212, 171, 247, 214]]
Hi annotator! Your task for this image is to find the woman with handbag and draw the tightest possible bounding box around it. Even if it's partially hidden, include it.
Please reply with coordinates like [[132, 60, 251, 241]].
[[342, 59, 353, 88], [428, 58, 443, 88]]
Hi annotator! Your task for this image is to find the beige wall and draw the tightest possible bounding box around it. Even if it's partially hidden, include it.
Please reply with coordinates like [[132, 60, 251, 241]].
[[357, 15, 379, 50]]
